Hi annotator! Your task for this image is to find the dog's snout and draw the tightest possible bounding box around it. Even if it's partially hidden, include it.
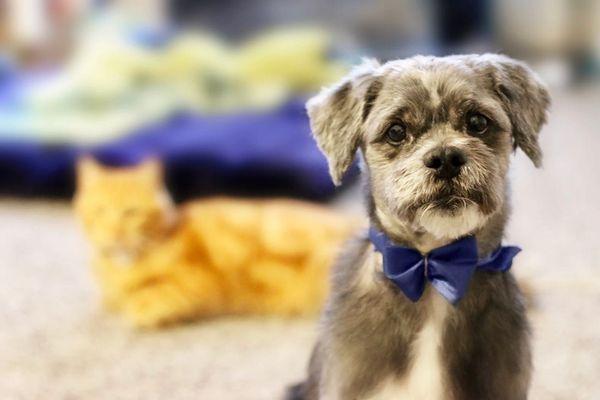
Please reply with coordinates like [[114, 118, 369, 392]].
[[423, 147, 467, 179]]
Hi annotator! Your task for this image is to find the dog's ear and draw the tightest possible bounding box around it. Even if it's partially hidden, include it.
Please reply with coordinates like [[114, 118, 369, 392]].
[[306, 58, 381, 185], [484, 55, 550, 167]]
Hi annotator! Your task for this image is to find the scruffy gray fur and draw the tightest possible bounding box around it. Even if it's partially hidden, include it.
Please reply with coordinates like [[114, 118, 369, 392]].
[[287, 54, 550, 400]]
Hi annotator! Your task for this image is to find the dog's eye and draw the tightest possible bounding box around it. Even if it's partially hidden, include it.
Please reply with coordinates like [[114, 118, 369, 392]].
[[385, 124, 407, 145], [466, 113, 489, 134]]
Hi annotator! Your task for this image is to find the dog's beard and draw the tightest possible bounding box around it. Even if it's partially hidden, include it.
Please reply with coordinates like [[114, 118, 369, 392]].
[[416, 176, 503, 238], [379, 170, 501, 239], [416, 201, 487, 239]]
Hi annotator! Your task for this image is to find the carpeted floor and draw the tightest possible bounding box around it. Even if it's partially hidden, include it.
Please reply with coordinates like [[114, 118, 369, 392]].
[[1, 87, 600, 399]]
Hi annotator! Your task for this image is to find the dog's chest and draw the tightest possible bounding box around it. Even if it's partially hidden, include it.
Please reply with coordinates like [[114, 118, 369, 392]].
[[364, 292, 449, 400]]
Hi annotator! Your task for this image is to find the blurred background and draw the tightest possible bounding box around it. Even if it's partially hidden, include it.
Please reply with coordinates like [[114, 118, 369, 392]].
[[0, 1, 599, 399]]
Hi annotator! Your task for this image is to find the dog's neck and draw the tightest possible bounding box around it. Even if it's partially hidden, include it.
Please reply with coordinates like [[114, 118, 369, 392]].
[[368, 196, 509, 257]]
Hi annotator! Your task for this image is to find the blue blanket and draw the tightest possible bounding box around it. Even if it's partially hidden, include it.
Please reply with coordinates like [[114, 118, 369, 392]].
[[0, 100, 356, 201]]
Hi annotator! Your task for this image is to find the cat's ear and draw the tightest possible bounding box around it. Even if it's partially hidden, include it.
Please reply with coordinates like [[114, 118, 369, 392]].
[[138, 157, 164, 184], [76, 156, 104, 187]]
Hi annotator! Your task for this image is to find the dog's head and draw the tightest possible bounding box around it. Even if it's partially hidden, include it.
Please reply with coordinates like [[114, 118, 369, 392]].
[[307, 54, 550, 239]]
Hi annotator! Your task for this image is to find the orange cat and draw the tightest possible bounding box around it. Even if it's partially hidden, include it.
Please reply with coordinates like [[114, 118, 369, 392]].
[[73, 158, 360, 327]]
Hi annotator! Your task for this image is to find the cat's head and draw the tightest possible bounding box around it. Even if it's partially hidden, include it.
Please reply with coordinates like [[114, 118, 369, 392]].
[[74, 157, 175, 263]]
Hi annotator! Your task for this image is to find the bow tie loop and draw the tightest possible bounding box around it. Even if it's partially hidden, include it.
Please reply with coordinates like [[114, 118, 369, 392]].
[[369, 227, 520, 304]]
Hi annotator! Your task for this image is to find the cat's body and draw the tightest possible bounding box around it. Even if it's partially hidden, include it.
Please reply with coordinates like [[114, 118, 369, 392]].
[[74, 158, 358, 327]]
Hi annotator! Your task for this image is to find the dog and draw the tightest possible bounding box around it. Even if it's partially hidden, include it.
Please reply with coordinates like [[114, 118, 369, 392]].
[[287, 54, 550, 400]]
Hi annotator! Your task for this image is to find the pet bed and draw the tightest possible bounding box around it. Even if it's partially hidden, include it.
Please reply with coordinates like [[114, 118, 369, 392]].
[[0, 99, 356, 201]]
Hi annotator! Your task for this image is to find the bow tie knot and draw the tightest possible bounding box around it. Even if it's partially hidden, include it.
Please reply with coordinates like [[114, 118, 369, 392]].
[[369, 227, 521, 304]]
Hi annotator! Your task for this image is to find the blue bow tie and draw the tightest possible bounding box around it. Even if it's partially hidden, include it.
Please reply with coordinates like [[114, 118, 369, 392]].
[[369, 227, 521, 304]]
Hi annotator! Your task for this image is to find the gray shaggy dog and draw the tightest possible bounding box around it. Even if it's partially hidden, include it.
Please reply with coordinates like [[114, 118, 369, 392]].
[[287, 54, 550, 400]]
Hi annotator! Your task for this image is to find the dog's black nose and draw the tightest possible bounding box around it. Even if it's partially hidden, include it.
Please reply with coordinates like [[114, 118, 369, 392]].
[[423, 147, 467, 179]]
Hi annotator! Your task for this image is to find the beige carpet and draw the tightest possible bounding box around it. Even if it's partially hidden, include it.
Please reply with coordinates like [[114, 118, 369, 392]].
[[1, 86, 600, 400]]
